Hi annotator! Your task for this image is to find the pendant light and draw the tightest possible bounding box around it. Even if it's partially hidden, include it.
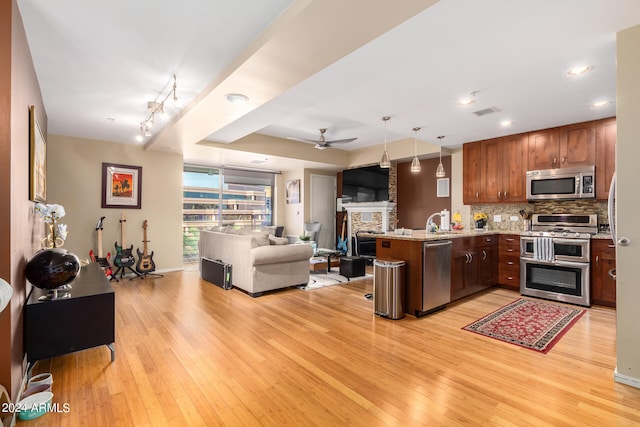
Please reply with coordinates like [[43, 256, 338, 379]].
[[436, 135, 446, 178], [380, 116, 391, 168], [410, 127, 421, 173]]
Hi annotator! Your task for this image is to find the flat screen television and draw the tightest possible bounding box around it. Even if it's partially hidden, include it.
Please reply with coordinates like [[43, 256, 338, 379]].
[[341, 165, 389, 203]]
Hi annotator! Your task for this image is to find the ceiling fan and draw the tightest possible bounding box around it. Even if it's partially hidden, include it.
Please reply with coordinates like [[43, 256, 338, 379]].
[[289, 128, 357, 150]]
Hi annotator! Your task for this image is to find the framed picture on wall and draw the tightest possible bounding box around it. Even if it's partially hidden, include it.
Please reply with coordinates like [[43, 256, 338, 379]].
[[101, 163, 142, 209], [29, 105, 47, 203], [286, 179, 300, 204]]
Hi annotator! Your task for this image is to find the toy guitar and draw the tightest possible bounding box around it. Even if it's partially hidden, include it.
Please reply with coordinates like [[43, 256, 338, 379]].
[[90, 216, 113, 279], [114, 213, 135, 268], [337, 209, 348, 254], [136, 220, 156, 274]]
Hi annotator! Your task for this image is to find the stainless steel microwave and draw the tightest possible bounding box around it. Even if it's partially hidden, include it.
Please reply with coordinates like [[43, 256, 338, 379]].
[[526, 166, 595, 201]]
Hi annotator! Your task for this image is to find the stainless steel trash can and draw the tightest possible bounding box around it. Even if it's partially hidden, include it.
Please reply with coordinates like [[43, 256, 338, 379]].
[[373, 259, 406, 319]]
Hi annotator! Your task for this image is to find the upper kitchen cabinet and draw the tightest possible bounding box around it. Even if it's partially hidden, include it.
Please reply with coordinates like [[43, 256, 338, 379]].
[[527, 128, 560, 170], [595, 117, 616, 200], [482, 134, 527, 203], [558, 121, 595, 167], [463, 141, 483, 204], [527, 122, 595, 170]]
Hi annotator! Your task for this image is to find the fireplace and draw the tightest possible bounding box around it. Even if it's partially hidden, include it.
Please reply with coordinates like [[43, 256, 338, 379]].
[[342, 201, 396, 255]]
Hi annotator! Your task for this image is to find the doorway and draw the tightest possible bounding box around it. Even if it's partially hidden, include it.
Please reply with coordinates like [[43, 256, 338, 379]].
[[310, 174, 336, 250]]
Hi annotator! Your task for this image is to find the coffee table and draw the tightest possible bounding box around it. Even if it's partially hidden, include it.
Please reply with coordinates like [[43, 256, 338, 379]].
[[310, 248, 343, 273]]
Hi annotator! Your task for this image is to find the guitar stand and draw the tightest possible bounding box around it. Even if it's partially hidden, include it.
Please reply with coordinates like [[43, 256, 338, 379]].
[[130, 270, 164, 280], [113, 266, 142, 281]]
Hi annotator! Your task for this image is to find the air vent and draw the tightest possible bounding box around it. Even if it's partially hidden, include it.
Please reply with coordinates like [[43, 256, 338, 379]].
[[472, 106, 500, 116]]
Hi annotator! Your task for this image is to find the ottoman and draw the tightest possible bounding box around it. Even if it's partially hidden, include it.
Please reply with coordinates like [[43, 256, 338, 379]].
[[339, 256, 366, 278]]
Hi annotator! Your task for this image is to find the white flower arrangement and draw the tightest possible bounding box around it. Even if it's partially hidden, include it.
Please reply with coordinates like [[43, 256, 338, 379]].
[[35, 202, 68, 247]]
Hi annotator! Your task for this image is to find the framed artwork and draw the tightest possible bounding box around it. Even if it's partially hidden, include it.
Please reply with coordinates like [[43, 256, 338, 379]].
[[29, 105, 47, 202], [101, 163, 142, 209], [286, 179, 300, 204]]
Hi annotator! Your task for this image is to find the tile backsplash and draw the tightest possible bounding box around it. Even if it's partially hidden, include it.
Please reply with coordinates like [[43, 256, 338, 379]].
[[469, 200, 607, 233]]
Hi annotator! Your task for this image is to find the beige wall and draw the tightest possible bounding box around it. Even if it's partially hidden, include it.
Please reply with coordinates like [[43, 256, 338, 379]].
[[47, 136, 184, 272], [283, 169, 304, 239], [450, 148, 471, 229], [615, 24, 640, 387]]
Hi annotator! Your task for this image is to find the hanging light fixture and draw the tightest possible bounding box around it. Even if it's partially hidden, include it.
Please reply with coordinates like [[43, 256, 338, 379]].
[[380, 116, 391, 168], [411, 127, 421, 173], [136, 75, 178, 141], [436, 135, 446, 178]]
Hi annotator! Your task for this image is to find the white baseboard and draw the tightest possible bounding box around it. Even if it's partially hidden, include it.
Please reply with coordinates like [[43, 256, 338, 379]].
[[614, 368, 640, 389]]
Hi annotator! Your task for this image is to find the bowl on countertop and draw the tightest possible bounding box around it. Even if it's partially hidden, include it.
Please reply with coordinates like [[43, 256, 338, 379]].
[[394, 228, 411, 236]]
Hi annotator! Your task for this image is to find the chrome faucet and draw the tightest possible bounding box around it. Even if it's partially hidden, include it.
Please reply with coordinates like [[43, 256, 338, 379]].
[[426, 212, 443, 233]]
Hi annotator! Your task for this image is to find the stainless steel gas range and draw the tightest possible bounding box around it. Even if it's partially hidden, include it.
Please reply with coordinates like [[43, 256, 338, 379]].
[[520, 213, 597, 307]]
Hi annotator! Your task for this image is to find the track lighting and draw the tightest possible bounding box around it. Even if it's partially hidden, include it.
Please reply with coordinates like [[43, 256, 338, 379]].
[[136, 75, 178, 141], [411, 127, 421, 173], [436, 135, 446, 178], [380, 116, 391, 168]]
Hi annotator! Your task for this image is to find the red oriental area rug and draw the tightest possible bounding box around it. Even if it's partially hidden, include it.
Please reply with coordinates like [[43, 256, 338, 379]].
[[462, 298, 586, 354]]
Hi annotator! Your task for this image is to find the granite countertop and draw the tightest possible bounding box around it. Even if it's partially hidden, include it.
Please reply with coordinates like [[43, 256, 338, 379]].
[[359, 229, 508, 242], [592, 232, 614, 240], [360, 229, 614, 241]]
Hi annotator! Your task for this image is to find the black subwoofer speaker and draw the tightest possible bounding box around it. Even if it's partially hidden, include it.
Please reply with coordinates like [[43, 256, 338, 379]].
[[201, 258, 232, 289]]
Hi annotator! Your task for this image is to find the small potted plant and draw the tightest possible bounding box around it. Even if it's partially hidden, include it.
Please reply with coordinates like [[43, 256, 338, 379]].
[[299, 234, 311, 242]]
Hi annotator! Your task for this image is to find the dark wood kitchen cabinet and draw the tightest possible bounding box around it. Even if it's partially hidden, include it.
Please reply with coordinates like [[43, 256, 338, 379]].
[[527, 128, 560, 170], [591, 239, 616, 307], [497, 234, 520, 291], [595, 117, 616, 201], [557, 121, 596, 167], [463, 141, 483, 204], [482, 134, 527, 203], [527, 121, 595, 170], [451, 235, 497, 301]]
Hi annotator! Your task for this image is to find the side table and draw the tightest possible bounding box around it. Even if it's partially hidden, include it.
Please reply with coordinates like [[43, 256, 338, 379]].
[[25, 262, 115, 366]]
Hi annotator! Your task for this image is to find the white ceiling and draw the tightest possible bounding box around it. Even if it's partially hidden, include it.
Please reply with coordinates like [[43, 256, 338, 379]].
[[17, 0, 640, 172]]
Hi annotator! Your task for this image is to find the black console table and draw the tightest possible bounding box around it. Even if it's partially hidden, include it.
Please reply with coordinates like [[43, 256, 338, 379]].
[[25, 262, 115, 365]]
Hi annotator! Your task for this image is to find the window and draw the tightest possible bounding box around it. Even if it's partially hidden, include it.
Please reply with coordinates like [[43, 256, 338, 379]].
[[182, 166, 274, 262]]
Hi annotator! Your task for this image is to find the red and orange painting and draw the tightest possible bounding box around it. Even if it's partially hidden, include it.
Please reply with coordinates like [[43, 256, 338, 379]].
[[111, 173, 134, 197]]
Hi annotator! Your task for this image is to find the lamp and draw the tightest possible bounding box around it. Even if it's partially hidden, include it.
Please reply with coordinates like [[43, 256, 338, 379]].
[[436, 135, 446, 178], [380, 116, 391, 168], [136, 75, 178, 141], [411, 127, 421, 173]]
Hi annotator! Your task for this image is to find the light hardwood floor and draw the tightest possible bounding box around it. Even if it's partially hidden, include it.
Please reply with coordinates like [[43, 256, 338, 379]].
[[20, 267, 640, 426]]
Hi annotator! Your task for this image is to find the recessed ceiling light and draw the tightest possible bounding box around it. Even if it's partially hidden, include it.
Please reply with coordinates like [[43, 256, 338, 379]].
[[566, 66, 592, 77], [590, 100, 611, 108], [457, 90, 479, 106], [135, 135, 143, 142], [457, 98, 475, 106], [500, 120, 514, 127], [225, 93, 249, 103]]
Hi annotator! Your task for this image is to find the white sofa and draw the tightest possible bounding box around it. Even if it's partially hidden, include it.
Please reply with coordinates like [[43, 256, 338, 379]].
[[198, 229, 313, 297]]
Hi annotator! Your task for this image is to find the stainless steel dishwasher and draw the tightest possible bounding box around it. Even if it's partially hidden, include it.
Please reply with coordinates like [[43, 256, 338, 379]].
[[421, 240, 452, 314]]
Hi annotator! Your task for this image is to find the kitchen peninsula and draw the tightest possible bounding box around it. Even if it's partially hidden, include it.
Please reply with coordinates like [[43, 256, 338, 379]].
[[363, 229, 508, 317]]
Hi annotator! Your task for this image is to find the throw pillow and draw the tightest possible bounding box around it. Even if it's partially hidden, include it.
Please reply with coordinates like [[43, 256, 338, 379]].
[[268, 235, 289, 245], [239, 229, 270, 247]]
